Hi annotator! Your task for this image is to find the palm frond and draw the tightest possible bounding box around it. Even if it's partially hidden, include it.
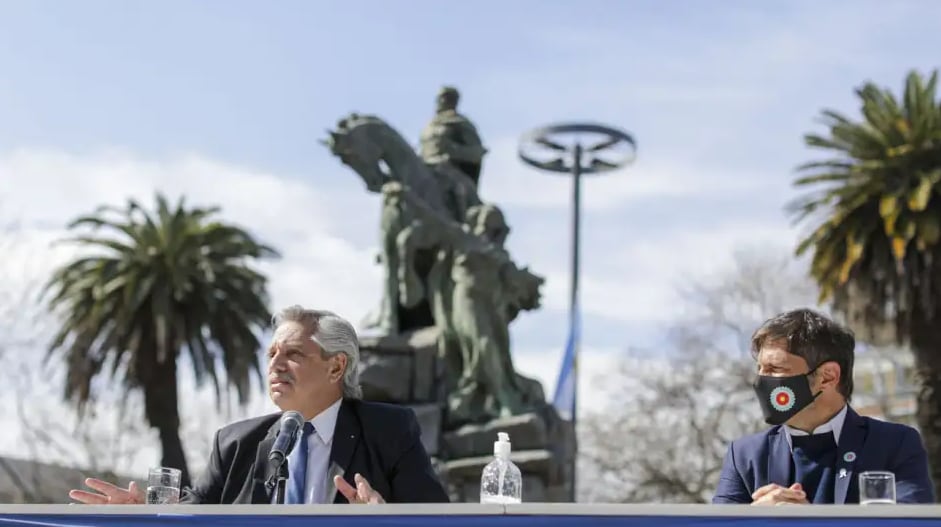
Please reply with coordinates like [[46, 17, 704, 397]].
[[791, 69, 941, 341], [45, 192, 280, 415]]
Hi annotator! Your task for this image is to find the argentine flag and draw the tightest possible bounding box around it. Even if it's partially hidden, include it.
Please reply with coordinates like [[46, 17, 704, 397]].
[[552, 307, 580, 420]]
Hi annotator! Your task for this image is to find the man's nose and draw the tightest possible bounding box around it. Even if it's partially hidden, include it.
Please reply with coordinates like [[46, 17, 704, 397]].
[[268, 350, 287, 371]]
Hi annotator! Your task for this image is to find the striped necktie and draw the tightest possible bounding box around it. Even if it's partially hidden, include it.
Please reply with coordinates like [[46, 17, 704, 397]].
[[286, 422, 314, 504]]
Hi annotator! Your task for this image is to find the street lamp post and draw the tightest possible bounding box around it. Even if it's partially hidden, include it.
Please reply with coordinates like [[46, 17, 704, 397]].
[[518, 122, 636, 501]]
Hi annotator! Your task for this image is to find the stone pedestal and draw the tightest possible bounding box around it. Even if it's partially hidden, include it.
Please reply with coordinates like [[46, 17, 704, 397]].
[[358, 326, 442, 403], [358, 327, 575, 502]]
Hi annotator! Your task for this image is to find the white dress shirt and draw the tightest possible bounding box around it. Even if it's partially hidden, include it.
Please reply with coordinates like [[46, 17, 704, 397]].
[[278, 398, 342, 504], [783, 404, 847, 451]]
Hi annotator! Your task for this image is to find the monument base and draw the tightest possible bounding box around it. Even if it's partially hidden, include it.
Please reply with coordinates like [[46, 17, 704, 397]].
[[359, 327, 575, 503]]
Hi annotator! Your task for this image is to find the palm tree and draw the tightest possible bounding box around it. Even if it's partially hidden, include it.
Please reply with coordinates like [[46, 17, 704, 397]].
[[790, 69, 941, 495], [43, 193, 280, 485]]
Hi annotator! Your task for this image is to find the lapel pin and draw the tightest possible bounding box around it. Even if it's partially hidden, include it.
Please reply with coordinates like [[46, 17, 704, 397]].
[[843, 452, 857, 462], [838, 468, 847, 478]]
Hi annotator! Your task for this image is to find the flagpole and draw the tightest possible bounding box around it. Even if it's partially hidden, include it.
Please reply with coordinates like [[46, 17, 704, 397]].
[[518, 123, 636, 503], [570, 142, 582, 435], [568, 144, 582, 503]]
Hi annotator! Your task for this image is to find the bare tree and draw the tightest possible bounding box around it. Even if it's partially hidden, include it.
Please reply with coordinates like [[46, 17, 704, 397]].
[[0, 224, 44, 360], [0, 223, 156, 501], [5, 355, 269, 502], [578, 246, 821, 503], [14, 362, 154, 468], [0, 223, 52, 502], [7, 367, 155, 502], [670, 245, 820, 356], [579, 353, 759, 503]]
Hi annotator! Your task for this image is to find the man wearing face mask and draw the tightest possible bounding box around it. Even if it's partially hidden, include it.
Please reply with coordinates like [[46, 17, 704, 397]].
[[69, 306, 450, 505], [713, 308, 934, 505]]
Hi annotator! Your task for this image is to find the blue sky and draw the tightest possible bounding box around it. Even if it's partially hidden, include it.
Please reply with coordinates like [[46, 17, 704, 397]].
[[1, 1, 941, 466]]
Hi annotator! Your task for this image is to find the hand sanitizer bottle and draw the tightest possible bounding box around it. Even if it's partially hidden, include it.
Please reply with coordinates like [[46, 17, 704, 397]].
[[480, 432, 522, 504]]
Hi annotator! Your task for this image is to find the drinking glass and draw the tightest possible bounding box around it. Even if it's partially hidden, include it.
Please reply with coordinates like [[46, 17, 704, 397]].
[[859, 471, 895, 505], [146, 467, 181, 504]]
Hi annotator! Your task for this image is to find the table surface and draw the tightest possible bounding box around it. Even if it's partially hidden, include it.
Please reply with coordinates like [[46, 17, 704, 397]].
[[2, 503, 941, 516]]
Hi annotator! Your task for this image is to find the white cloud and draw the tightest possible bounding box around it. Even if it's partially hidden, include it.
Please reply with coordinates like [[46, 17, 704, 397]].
[[480, 136, 772, 213], [511, 346, 633, 415], [1, 146, 797, 328], [529, 221, 800, 324], [0, 147, 382, 325]]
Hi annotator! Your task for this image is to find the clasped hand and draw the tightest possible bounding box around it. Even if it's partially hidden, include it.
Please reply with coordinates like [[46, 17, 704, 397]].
[[751, 483, 809, 505]]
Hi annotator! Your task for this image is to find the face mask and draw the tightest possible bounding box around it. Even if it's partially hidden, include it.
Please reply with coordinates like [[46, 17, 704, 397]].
[[753, 368, 822, 425]]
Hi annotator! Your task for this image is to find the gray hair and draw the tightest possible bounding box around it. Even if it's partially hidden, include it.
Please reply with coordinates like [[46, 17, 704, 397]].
[[272, 305, 362, 399]]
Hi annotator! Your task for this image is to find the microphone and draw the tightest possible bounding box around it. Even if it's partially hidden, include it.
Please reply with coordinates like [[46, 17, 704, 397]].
[[268, 411, 305, 469]]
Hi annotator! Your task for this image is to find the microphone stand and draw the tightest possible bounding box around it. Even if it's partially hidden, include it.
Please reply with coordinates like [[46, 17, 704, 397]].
[[268, 458, 290, 504]]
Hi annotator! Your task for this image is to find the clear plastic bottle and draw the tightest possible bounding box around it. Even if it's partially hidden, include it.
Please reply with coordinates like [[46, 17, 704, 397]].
[[479, 432, 522, 504]]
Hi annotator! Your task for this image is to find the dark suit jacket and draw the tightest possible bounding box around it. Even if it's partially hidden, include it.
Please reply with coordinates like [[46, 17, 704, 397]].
[[713, 406, 934, 504], [181, 398, 450, 504]]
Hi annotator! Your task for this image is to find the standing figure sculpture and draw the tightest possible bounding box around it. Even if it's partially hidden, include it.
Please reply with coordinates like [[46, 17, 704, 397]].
[[419, 86, 488, 188], [383, 181, 545, 426]]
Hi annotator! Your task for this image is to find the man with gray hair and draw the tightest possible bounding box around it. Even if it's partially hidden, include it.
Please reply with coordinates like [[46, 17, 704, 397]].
[[69, 305, 449, 504]]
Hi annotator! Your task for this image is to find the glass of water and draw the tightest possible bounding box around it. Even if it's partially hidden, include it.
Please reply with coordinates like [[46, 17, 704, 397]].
[[859, 471, 896, 505], [146, 467, 181, 504]]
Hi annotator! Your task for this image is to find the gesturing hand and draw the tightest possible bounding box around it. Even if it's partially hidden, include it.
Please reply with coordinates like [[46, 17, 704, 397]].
[[334, 473, 385, 504], [751, 482, 809, 506], [69, 478, 145, 505]]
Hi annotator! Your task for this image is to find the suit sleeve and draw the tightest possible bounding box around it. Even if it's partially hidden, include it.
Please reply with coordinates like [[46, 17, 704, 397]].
[[180, 429, 225, 504], [892, 427, 935, 504], [713, 442, 751, 504], [386, 410, 450, 503]]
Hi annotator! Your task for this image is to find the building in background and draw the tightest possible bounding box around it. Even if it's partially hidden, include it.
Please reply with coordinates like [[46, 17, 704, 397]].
[[0, 456, 131, 503], [852, 345, 917, 427]]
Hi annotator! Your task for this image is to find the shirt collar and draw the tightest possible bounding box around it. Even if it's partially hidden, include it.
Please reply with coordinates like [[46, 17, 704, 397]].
[[784, 404, 848, 449], [308, 397, 342, 445]]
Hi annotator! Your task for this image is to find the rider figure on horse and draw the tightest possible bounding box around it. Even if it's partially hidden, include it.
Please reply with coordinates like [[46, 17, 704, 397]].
[[419, 86, 487, 189]]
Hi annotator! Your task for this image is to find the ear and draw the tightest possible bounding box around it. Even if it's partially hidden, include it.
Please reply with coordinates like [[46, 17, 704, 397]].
[[330, 354, 348, 383], [816, 361, 841, 391]]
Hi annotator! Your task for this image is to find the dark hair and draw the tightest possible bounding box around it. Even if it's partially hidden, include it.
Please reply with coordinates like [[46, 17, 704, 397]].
[[750, 308, 855, 400]]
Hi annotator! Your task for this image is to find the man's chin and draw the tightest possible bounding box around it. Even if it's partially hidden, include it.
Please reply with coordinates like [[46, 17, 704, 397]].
[[269, 388, 294, 404]]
